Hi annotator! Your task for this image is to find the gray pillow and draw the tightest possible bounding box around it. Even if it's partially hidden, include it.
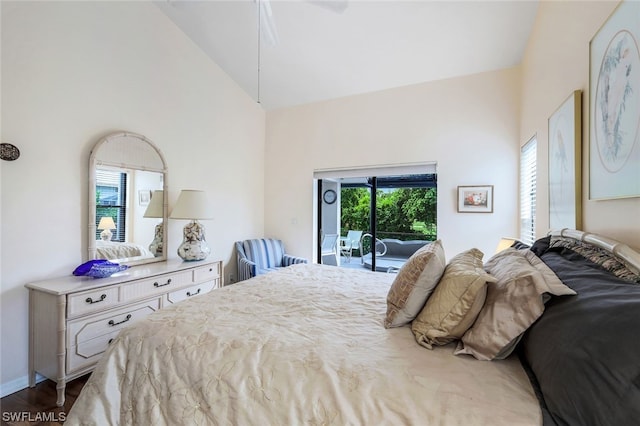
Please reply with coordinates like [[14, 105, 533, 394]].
[[385, 240, 446, 328], [455, 249, 576, 360]]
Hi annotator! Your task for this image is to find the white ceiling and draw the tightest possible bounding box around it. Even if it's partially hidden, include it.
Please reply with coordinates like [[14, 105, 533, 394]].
[[155, 0, 539, 110]]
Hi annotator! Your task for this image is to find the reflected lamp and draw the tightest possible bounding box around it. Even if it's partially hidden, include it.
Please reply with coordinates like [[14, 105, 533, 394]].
[[97, 217, 116, 241], [143, 190, 164, 257]]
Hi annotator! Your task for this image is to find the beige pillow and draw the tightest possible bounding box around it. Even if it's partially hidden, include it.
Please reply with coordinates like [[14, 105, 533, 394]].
[[384, 240, 446, 328], [411, 248, 495, 349], [455, 248, 576, 360]]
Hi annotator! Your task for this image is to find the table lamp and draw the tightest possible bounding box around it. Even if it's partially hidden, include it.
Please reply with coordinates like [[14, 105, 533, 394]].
[[143, 190, 164, 257], [495, 237, 518, 254], [97, 217, 116, 241], [170, 190, 213, 261]]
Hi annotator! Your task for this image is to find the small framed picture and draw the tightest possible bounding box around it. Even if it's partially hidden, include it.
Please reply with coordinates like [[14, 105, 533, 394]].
[[457, 185, 494, 213], [138, 190, 151, 206]]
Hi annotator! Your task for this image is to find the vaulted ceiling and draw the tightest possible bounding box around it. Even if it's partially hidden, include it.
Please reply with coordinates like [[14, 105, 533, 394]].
[[156, 1, 539, 110]]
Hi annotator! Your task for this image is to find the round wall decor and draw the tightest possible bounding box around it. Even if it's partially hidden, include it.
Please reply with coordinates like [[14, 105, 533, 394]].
[[1, 143, 20, 161], [323, 189, 337, 204]]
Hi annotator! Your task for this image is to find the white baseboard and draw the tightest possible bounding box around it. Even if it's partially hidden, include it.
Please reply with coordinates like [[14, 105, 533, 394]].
[[0, 374, 45, 398]]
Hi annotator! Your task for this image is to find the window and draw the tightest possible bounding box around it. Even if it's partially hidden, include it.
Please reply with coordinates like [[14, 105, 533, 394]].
[[520, 137, 537, 244], [96, 169, 128, 242]]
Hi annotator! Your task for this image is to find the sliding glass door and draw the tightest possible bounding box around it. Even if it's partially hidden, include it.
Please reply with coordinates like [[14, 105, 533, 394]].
[[316, 170, 437, 272]]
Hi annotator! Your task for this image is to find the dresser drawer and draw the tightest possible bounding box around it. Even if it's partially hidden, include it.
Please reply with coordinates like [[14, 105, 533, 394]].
[[67, 286, 120, 318], [120, 270, 192, 302], [68, 330, 120, 373], [166, 280, 216, 305], [68, 298, 161, 346], [67, 331, 119, 374], [193, 263, 220, 283]]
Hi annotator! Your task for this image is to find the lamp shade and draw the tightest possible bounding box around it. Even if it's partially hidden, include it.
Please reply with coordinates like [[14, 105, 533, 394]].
[[495, 237, 518, 254], [97, 216, 116, 230], [144, 190, 164, 218], [170, 190, 213, 220]]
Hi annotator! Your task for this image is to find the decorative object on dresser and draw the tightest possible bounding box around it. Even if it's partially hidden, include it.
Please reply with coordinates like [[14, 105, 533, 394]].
[[548, 90, 582, 229], [25, 259, 222, 407], [143, 190, 165, 257], [72, 259, 129, 278], [170, 190, 213, 261], [97, 216, 116, 241], [589, 0, 640, 200], [89, 131, 168, 266]]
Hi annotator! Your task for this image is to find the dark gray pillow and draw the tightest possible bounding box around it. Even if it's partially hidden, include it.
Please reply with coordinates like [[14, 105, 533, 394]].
[[522, 249, 640, 426]]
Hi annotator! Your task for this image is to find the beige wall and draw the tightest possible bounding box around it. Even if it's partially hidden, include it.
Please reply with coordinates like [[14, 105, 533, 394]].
[[0, 2, 265, 394], [265, 68, 522, 262], [520, 0, 640, 248]]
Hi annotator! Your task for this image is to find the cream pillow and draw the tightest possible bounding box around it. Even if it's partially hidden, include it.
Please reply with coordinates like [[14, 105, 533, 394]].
[[384, 240, 446, 328], [411, 248, 495, 349], [455, 249, 576, 360]]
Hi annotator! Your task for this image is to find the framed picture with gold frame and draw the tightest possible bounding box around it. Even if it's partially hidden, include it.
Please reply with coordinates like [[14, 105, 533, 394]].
[[548, 90, 582, 230]]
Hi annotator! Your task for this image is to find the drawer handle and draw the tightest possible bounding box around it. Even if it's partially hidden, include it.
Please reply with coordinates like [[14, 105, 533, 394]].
[[187, 288, 201, 297], [108, 314, 132, 327], [86, 294, 107, 304], [153, 278, 172, 288]]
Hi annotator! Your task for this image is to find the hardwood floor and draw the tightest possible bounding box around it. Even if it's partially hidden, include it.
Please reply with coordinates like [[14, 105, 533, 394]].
[[0, 375, 89, 425]]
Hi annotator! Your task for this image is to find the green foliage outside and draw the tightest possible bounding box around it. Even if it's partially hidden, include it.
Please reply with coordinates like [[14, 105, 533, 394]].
[[340, 187, 437, 251]]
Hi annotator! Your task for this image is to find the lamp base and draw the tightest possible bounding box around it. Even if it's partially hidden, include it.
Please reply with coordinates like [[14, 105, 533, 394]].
[[100, 229, 112, 241], [177, 220, 210, 261], [149, 223, 164, 257]]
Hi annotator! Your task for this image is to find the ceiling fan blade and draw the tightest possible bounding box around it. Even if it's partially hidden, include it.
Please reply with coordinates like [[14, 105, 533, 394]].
[[259, 0, 279, 46]]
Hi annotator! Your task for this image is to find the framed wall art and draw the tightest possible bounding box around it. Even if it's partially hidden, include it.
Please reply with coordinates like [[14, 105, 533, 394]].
[[138, 189, 151, 206], [589, 0, 640, 200], [549, 90, 582, 230], [457, 185, 493, 213]]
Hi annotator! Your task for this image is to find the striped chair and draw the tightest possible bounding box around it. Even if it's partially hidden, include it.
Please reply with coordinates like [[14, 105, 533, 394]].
[[235, 238, 308, 282]]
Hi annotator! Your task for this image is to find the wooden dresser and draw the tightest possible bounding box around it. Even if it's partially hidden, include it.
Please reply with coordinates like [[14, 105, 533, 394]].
[[25, 259, 222, 406]]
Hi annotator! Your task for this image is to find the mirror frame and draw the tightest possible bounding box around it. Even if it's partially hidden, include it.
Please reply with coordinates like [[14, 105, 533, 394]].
[[88, 131, 168, 266]]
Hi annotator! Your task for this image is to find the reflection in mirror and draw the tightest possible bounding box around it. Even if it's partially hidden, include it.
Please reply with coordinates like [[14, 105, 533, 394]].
[[143, 190, 164, 257], [89, 132, 168, 266]]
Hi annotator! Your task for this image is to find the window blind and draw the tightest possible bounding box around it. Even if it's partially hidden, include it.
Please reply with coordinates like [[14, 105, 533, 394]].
[[95, 169, 128, 242], [520, 137, 537, 244]]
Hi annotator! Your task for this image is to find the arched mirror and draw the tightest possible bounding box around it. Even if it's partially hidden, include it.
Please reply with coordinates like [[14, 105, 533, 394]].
[[89, 131, 168, 266]]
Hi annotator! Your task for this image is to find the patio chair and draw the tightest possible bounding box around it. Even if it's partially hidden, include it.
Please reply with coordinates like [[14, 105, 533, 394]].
[[320, 234, 340, 265], [235, 238, 307, 282], [340, 230, 363, 263]]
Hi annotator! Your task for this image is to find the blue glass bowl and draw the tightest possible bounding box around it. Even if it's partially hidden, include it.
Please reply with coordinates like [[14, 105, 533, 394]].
[[86, 263, 129, 278]]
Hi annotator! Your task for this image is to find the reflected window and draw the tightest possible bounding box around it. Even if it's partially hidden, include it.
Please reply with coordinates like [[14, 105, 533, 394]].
[[96, 169, 128, 242]]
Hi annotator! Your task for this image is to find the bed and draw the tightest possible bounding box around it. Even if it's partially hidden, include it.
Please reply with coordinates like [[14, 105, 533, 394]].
[[66, 229, 640, 425], [95, 240, 155, 261]]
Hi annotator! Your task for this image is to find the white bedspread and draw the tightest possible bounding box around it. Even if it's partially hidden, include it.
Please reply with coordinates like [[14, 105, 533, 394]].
[[66, 264, 541, 425]]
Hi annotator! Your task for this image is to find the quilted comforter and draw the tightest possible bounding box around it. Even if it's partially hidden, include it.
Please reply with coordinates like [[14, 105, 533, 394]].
[[66, 264, 540, 425]]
